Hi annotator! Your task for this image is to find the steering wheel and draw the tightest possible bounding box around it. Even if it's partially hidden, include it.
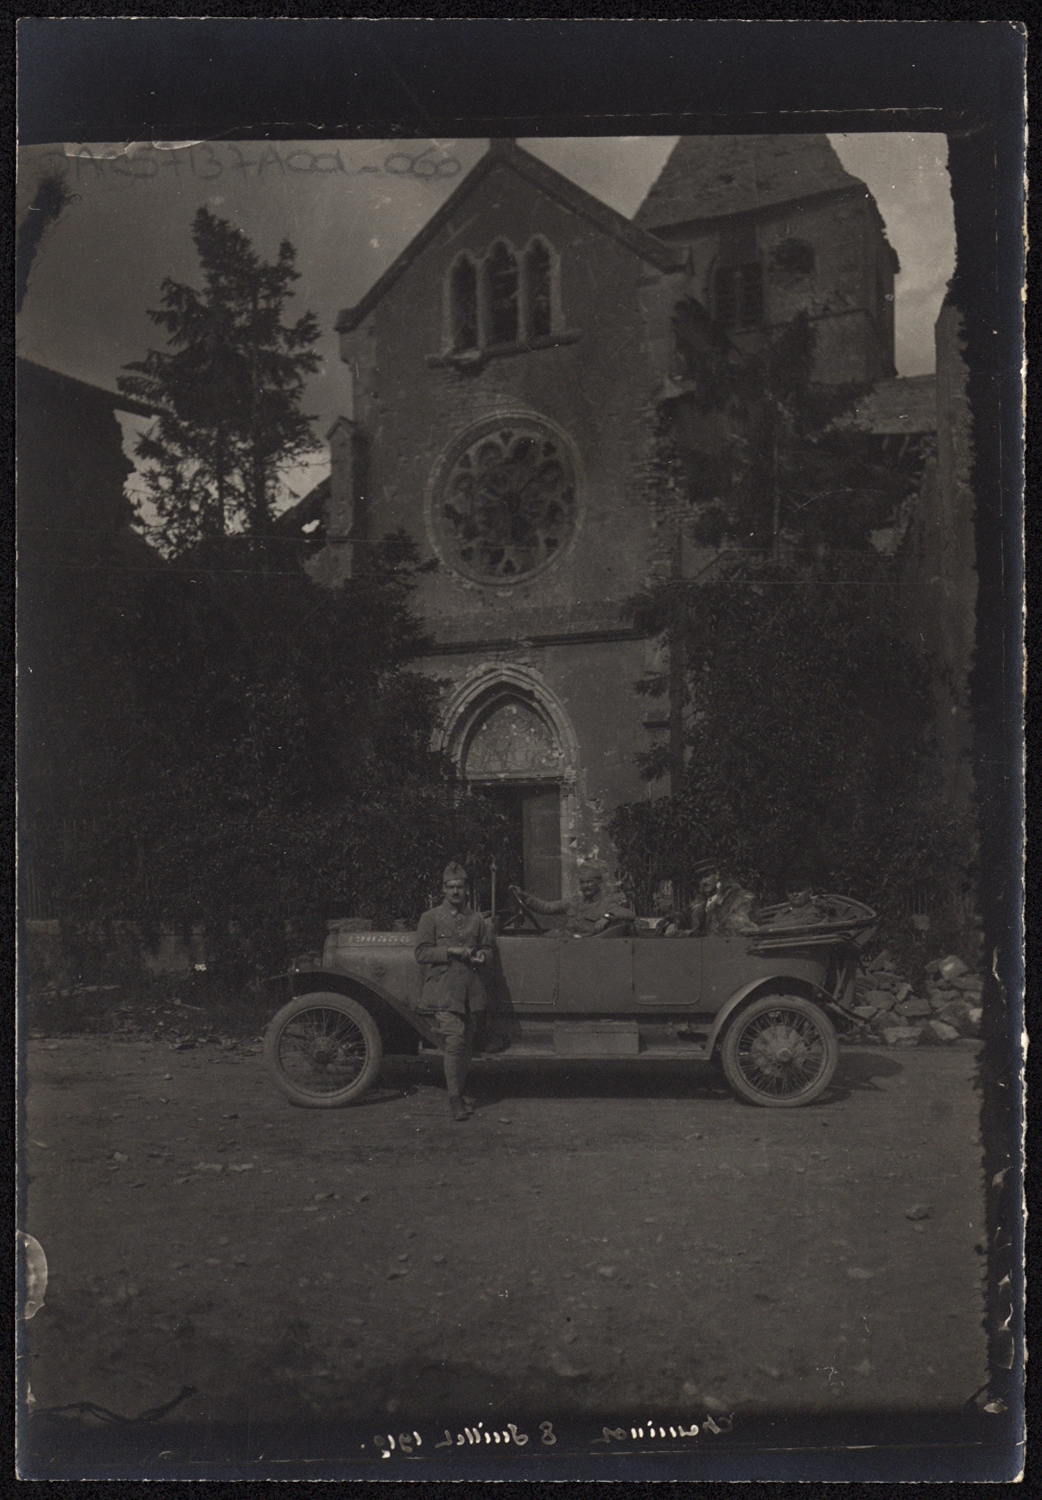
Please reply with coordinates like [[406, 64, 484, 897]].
[[499, 889, 548, 934]]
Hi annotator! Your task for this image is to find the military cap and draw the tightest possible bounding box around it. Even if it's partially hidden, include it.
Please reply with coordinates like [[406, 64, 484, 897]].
[[443, 861, 468, 882]]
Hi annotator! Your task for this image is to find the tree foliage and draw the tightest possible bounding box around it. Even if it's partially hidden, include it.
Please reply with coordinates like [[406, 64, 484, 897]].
[[25, 213, 511, 987], [661, 304, 925, 553], [612, 314, 973, 944], [16, 166, 77, 316], [29, 535, 509, 981], [118, 207, 322, 552]]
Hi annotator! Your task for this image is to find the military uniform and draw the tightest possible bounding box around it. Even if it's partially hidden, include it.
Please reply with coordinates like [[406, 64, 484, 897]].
[[415, 901, 494, 1105], [522, 888, 635, 936], [766, 896, 826, 927]]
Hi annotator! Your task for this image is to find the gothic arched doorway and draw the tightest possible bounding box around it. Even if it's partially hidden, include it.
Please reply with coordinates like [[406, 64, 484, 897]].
[[462, 694, 564, 903]]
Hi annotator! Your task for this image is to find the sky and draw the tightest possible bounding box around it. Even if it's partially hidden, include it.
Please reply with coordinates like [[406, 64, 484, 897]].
[[16, 134, 955, 509]]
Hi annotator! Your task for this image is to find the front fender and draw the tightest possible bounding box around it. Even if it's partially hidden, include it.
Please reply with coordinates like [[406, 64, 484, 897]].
[[291, 965, 442, 1051], [706, 974, 844, 1056]]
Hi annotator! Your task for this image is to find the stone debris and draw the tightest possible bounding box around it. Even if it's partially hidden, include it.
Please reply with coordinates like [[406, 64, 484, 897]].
[[849, 950, 983, 1046], [880, 1026, 920, 1048], [919, 1020, 960, 1044], [937, 955, 969, 981]]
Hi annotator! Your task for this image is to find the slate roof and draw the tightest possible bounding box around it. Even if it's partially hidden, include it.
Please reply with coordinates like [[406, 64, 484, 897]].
[[633, 134, 865, 230], [837, 375, 937, 435], [336, 139, 685, 335]]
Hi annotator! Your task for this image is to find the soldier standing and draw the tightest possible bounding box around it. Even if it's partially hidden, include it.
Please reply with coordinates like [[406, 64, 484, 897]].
[[415, 862, 494, 1121]]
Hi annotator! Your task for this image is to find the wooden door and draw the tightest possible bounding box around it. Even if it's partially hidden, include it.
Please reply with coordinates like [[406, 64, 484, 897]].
[[521, 785, 561, 901]]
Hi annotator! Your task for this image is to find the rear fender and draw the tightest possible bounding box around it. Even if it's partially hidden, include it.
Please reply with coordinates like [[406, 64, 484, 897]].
[[290, 967, 439, 1054], [706, 974, 842, 1055]]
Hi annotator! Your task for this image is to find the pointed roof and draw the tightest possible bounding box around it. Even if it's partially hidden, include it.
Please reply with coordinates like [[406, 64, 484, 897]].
[[633, 135, 865, 231], [336, 139, 685, 335]]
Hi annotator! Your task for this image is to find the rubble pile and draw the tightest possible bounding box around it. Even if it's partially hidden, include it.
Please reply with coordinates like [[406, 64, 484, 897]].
[[848, 951, 983, 1047]]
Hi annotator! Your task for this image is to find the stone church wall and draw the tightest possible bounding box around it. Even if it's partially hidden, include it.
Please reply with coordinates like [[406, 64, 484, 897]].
[[339, 160, 679, 636], [677, 192, 896, 385]]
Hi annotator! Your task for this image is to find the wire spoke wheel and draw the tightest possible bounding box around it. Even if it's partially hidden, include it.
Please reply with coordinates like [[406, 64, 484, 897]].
[[721, 994, 837, 1107], [264, 993, 382, 1107]]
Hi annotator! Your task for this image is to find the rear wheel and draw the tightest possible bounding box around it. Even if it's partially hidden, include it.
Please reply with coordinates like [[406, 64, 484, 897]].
[[264, 993, 383, 1107], [720, 993, 837, 1107]]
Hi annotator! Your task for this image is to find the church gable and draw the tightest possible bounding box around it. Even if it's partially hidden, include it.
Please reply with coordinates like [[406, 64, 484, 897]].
[[336, 156, 685, 617], [336, 140, 682, 341]]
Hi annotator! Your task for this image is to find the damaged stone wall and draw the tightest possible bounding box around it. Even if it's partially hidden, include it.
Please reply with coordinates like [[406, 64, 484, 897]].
[[674, 192, 896, 385]]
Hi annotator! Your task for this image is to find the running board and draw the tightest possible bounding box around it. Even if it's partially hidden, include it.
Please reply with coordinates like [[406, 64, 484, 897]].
[[419, 1040, 713, 1062]]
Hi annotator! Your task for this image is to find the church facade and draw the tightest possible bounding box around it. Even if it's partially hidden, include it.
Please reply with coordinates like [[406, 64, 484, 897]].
[[314, 137, 904, 901]]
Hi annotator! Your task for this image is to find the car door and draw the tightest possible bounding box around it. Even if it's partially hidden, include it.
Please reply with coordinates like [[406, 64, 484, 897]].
[[698, 935, 762, 1014], [631, 935, 702, 1010], [495, 933, 559, 1011], [556, 934, 633, 1013]]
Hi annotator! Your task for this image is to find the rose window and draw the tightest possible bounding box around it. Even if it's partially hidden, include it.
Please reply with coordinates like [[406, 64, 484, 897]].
[[434, 421, 577, 582]]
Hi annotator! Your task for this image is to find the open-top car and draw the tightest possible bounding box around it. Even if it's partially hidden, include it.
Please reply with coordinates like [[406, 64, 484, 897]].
[[263, 893, 878, 1109]]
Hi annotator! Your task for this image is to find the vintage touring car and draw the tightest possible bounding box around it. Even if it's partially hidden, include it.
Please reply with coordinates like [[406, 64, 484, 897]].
[[263, 892, 878, 1109]]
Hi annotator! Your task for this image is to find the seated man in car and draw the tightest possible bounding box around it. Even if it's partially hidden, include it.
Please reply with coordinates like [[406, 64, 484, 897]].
[[509, 862, 635, 937], [663, 859, 759, 937], [704, 863, 760, 936], [764, 872, 827, 928]]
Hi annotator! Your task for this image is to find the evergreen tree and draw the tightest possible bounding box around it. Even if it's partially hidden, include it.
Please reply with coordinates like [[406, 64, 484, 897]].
[[29, 212, 511, 989], [118, 207, 321, 552]]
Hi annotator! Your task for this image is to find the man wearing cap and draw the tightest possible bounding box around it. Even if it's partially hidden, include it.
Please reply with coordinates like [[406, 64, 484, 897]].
[[665, 860, 758, 936], [509, 863, 635, 938], [765, 873, 827, 928], [415, 863, 494, 1121]]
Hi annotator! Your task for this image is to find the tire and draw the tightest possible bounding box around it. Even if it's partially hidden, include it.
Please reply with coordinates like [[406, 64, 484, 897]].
[[720, 993, 837, 1107], [264, 993, 383, 1107]]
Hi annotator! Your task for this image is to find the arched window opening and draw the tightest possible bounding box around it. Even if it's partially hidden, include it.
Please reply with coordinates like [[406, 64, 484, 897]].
[[714, 261, 763, 330], [485, 242, 519, 346], [450, 257, 478, 352], [525, 241, 553, 339]]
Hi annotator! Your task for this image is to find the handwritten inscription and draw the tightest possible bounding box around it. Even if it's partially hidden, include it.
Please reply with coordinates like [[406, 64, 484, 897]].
[[46, 143, 462, 185], [370, 1413, 731, 1457], [594, 1414, 733, 1443]]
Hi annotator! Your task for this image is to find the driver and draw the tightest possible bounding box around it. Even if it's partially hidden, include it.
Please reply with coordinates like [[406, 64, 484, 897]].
[[509, 862, 635, 937]]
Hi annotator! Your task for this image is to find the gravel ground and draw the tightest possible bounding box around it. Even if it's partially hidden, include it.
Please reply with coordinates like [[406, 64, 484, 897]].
[[22, 1034, 988, 1444]]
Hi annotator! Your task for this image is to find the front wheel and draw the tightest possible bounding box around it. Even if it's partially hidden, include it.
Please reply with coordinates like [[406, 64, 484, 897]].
[[264, 993, 383, 1107], [720, 993, 837, 1107]]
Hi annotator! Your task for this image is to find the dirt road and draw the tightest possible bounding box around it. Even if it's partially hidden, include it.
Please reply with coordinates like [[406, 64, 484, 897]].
[[23, 1034, 987, 1447]]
